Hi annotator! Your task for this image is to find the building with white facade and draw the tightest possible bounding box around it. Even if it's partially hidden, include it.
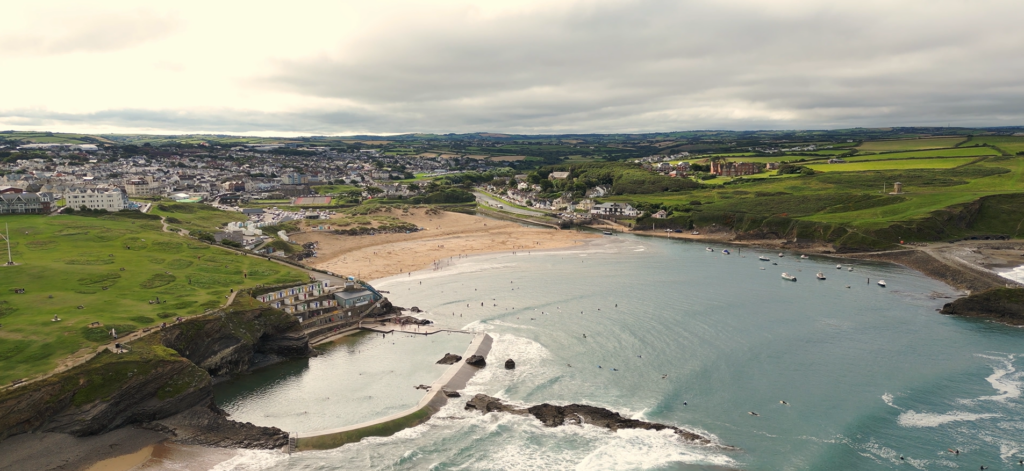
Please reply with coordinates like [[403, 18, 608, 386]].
[[66, 188, 128, 211]]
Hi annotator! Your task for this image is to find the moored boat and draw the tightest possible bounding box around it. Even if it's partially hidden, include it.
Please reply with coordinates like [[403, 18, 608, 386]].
[[836, 264, 842, 269], [800, 255, 809, 259], [603, 231, 613, 235], [722, 249, 731, 255], [816, 272, 826, 280], [877, 280, 886, 287], [706, 247, 713, 252], [759, 256, 770, 261], [778, 253, 785, 257], [781, 272, 797, 281]]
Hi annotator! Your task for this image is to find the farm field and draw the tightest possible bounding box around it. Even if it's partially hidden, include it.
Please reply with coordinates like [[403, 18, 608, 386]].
[[603, 155, 1024, 233], [855, 137, 966, 152], [0, 213, 307, 385], [967, 136, 1024, 155], [848, 147, 999, 159], [805, 157, 979, 172]]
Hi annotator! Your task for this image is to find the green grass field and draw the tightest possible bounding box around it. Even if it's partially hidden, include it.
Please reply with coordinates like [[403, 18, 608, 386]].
[[805, 157, 980, 172], [967, 136, 1024, 155], [0, 213, 306, 385], [148, 202, 247, 232], [313, 184, 362, 195], [604, 155, 1024, 234], [844, 147, 999, 161], [855, 137, 966, 152]]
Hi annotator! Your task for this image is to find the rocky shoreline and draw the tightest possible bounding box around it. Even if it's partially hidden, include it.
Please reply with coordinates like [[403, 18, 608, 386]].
[[464, 394, 717, 446]]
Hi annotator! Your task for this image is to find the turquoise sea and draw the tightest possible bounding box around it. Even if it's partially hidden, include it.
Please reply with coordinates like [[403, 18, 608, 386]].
[[212, 234, 1023, 470]]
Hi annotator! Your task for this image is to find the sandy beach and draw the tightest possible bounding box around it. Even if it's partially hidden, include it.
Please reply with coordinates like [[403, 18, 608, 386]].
[[291, 208, 599, 282]]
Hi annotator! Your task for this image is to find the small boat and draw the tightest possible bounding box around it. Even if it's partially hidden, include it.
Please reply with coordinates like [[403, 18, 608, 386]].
[[836, 264, 842, 269], [800, 255, 809, 259], [772, 262, 778, 265], [692, 231, 700, 235], [848, 267, 854, 272], [706, 247, 713, 252], [603, 231, 613, 235], [722, 249, 731, 255], [781, 273, 797, 281], [759, 256, 770, 261], [760, 267, 765, 270], [816, 272, 826, 280], [778, 253, 785, 257], [877, 280, 886, 287]]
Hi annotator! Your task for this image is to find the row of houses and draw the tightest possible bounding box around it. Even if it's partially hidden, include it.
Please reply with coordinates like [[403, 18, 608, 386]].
[[254, 279, 383, 319]]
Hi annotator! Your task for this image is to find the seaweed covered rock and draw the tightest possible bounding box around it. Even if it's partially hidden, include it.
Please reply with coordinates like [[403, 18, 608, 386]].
[[940, 288, 1024, 325]]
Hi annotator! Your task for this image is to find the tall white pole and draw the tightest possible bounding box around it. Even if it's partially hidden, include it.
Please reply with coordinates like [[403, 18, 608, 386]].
[[3, 223, 10, 265]]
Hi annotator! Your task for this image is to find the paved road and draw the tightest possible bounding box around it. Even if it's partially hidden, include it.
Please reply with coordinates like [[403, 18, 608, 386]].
[[472, 191, 549, 217]]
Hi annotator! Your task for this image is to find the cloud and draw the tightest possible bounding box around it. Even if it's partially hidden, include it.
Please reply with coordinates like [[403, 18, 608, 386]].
[[2, 0, 1024, 134], [0, 10, 181, 55], [254, 0, 1024, 132]]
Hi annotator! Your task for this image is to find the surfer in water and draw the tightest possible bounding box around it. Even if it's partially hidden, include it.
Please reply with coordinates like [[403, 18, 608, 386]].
[[749, 411, 759, 416], [780, 400, 789, 405]]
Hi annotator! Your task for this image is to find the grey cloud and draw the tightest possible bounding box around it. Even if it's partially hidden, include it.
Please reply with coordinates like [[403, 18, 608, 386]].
[[254, 0, 1024, 132], [0, 11, 181, 55], [5, 0, 1024, 134]]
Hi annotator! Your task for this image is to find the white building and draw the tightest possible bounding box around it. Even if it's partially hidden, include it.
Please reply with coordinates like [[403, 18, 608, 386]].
[[590, 202, 638, 217], [66, 188, 128, 211]]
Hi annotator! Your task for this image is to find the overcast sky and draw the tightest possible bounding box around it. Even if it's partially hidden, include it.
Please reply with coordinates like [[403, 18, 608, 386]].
[[1, 0, 1022, 136]]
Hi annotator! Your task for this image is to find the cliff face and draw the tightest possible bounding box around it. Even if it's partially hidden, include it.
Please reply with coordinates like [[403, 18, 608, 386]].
[[0, 341, 210, 442], [941, 288, 1024, 325], [0, 306, 311, 446], [160, 307, 312, 377]]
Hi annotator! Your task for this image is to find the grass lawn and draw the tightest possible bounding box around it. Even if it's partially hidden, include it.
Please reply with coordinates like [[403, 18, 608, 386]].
[[313, 184, 362, 195], [805, 157, 980, 172], [856, 137, 966, 152], [0, 213, 306, 384], [148, 202, 247, 232]]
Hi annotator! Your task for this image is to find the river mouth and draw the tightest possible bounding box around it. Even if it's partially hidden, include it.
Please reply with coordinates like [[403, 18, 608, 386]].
[[213, 330, 473, 433]]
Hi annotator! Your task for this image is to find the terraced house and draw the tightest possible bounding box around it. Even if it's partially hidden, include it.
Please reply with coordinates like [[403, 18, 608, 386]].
[[0, 191, 54, 214]]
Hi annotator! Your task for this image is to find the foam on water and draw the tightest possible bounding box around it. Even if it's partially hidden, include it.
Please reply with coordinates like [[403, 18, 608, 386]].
[[972, 353, 1021, 402], [897, 410, 1001, 428], [997, 265, 1024, 284], [209, 450, 286, 471]]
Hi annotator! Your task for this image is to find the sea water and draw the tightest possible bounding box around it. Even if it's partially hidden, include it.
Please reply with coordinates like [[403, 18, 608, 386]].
[[213, 235, 1024, 470]]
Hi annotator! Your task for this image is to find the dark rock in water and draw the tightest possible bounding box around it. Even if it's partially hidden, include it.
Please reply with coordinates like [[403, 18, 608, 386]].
[[442, 388, 461, 398], [940, 288, 1024, 325], [436, 353, 462, 365], [505, 359, 516, 370], [465, 394, 712, 444], [466, 355, 487, 367], [414, 384, 431, 390], [410, 306, 421, 313]]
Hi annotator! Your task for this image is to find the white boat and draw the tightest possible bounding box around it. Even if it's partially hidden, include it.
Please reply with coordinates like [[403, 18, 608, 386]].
[[722, 249, 731, 255], [800, 255, 809, 259], [759, 256, 770, 261], [692, 231, 700, 235], [760, 267, 765, 270], [778, 253, 785, 257], [836, 264, 842, 269], [603, 231, 613, 235], [781, 273, 797, 281], [877, 280, 886, 287], [848, 267, 854, 272], [706, 247, 713, 252], [816, 272, 826, 280]]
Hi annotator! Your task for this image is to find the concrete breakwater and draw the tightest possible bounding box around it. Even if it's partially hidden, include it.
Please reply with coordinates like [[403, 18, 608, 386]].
[[291, 332, 492, 451]]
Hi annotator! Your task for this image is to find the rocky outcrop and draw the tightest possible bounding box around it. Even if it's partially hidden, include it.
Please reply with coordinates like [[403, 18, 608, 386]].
[[505, 359, 516, 370], [0, 306, 313, 446], [465, 394, 712, 444], [160, 307, 312, 377], [0, 343, 210, 442], [466, 355, 486, 367], [436, 353, 463, 365], [145, 404, 288, 449], [940, 287, 1024, 325]]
